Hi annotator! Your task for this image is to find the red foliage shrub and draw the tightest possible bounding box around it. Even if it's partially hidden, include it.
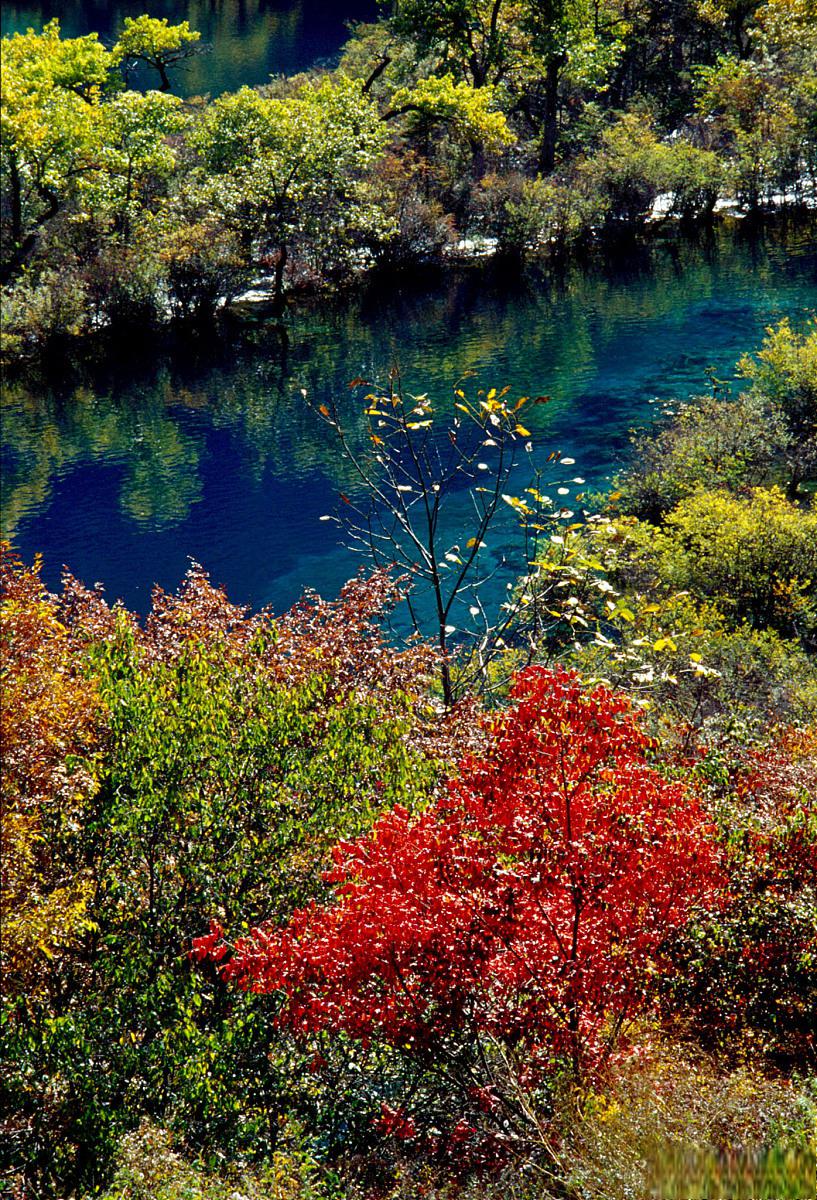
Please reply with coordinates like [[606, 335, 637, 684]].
[[201, 668, 724, 1090]]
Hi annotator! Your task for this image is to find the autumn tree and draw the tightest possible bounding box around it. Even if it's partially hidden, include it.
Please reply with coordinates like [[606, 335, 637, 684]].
[[112, 16, 202, 93], [0, 21, 111, 279], [0, 547, 101, 995], [199, 668, 723, 1161], [312, 376, 586, 705]]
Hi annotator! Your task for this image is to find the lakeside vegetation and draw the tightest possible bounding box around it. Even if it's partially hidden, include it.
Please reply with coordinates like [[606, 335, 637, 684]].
[[2, 0, 816, 363], [2, 310, 816, 1195], [2, 3, 817, 1198]]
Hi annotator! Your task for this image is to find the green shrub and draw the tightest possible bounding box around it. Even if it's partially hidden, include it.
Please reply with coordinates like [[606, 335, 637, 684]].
[[577, 111, 671, 228], [97, 1120, 336, 1200], [84, 240, 163, 330], [668, 728, 817, 1070], [613, 391, 786, 522], [663, 141, 723, 218], [476, 172, 601, 255], [570, 590, 817, 739], [588, 490, 817, 641], [365, 153, 455, 268], [739, 317, 817, 495], [1, 268, 92, 360], [0, 559, 444, 1197]]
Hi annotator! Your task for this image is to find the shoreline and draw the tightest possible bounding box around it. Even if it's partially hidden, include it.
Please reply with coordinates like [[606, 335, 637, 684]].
[[4, 205, 813, 379], [225, 187, 817, 311]]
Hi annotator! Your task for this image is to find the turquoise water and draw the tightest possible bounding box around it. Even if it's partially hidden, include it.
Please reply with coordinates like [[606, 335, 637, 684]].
[[0, 1, 377, 96], [2, 219, 816, 619]]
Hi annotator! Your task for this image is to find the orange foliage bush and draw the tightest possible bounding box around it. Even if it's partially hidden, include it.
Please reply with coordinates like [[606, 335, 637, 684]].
[[1, 547, 101, 992]]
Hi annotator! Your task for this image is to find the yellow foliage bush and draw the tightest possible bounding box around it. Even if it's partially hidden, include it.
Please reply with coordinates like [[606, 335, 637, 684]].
[[0, 547, 101, 992]]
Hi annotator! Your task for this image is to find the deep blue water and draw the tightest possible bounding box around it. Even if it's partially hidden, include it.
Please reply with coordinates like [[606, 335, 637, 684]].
[[2, 219, 816, 622], [0, 1, 378, 95]]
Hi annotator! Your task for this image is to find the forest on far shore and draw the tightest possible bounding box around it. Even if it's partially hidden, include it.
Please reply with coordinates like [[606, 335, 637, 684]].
[[2, 0, 816, 363]]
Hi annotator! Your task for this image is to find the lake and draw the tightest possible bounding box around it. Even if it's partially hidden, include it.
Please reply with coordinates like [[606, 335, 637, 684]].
[[3, 218, 816, 623], [0, 0, 378, 96]]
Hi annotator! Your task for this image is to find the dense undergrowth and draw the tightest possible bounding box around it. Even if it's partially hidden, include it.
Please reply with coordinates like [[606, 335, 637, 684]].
[[1, 307, 816, 1196], [2, 0, 816, 364]]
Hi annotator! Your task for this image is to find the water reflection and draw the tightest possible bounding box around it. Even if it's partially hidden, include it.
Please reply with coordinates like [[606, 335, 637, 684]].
[[1, 381, 205, 534], [2, 219, 815, 613]]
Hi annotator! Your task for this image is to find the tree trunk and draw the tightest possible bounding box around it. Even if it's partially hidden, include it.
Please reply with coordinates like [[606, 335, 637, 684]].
[[439, 643, 454, 709], [0, 185, 60, 284], [9, 156, 23, 247], [539, 56, 566, 175]]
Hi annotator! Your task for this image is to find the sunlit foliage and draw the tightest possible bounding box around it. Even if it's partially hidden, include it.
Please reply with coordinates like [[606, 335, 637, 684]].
[[2, 2, 816, 361], [112, 16, 201, 92], [0, 548, 100, 993], [200, 668, 723, 1170]]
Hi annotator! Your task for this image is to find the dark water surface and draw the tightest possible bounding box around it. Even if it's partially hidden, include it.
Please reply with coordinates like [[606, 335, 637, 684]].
[[2, 220, 816, 617], [0, 0, 378, 95]]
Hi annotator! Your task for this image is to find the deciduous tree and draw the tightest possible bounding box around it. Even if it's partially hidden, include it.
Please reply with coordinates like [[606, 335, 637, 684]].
[[194, 76, 389, 311], [200, 668, 723, 1155], [112, 16, 202, 93]]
